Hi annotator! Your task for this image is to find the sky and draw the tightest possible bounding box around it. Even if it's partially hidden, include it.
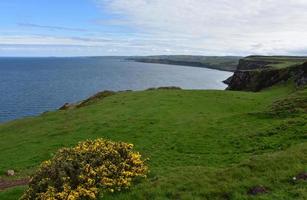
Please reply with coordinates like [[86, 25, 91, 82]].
[[0, 0, 307, 57]]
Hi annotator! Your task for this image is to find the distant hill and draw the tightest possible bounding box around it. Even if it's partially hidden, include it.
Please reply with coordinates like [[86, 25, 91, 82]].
[[128, 55, 242, 71]]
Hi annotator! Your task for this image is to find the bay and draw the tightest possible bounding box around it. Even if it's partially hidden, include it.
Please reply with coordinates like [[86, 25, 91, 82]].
[[0, 57, 232, 123]]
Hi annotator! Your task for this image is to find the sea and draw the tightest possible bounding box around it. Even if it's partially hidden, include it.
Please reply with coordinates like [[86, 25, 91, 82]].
[[0, 57, 232, 123]]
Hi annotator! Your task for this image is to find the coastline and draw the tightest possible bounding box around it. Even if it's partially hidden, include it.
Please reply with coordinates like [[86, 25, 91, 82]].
[[0, 57, 231, 124], [127, 57, 238, 72], [128, 58, 236, 72]]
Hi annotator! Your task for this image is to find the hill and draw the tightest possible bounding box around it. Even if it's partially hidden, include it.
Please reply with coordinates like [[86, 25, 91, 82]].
[[225, 56, 307, 91], [237, 56, 307, 70], [128, 55, 241, 71], [0, 82, 306, 199]]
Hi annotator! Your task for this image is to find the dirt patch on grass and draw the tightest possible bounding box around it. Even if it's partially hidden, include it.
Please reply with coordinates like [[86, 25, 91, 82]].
[[247, 186, 269, 195], [0, 178, 29, 190], [296, 172, 307, 181]]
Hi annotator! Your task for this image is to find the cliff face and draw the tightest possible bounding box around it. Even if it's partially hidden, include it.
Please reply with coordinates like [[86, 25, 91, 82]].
[[225, 61, 307, 92], [237, 59, 276, 70]]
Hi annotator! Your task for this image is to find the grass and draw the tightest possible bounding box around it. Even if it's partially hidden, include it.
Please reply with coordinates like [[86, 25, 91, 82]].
[[244, 56, 307, 69], [0, 82, 306, 199], [0, 187, 26, 199]]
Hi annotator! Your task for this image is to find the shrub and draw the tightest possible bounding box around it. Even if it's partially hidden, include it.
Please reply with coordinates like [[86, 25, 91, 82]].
[[21, 138, 148, 200]]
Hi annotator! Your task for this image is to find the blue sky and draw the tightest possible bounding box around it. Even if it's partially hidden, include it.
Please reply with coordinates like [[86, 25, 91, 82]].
[[0, 0, 138, 56], [1, 0, 307, 56]]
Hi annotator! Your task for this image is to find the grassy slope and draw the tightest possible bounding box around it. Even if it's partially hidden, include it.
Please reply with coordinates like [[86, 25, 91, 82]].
[[244, 56, 307, 69], [0, 83, 306, 199]]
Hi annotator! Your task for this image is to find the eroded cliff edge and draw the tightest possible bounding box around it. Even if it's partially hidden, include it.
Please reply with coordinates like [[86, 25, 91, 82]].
[[224, 56, 307, 91]]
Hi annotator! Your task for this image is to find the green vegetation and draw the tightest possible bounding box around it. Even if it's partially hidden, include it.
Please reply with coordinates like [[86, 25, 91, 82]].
[[21, 139, 148, 199], [243, 56, 307, 69], [0, 82, 306, 199], [0, 187, 26, 199], [225, 56, 307, 91], [129, 55, 241, 71]]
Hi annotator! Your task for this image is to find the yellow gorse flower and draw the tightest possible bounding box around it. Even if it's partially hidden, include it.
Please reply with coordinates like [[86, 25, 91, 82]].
[[21, 138, 148, 200]]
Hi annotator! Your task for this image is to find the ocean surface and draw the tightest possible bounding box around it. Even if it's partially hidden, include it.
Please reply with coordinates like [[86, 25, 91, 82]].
[[0, 57, 232, 123]]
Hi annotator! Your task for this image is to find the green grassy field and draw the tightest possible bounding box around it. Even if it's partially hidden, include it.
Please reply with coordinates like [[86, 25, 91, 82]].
[[0, 83, 306, 199]]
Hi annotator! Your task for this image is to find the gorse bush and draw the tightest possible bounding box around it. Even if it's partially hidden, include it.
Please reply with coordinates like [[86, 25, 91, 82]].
[[21, 138, 148, 200]]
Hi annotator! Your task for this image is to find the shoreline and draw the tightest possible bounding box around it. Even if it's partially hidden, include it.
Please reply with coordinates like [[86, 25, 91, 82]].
[[127, 58, 236, 72]]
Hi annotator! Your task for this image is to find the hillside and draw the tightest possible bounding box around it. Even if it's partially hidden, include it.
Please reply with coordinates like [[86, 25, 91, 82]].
[[239, 56, 307, 70], [225, 56, 307, 91], [128, 55, 241, 72], [0, 82, 306, 199]]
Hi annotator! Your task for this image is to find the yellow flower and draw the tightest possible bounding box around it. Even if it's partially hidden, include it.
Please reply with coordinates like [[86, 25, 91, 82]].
[[21, 138, 148, 200]]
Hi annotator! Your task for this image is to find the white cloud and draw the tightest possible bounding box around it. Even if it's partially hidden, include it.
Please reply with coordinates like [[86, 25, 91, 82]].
[[2, 1, 307, 56], [0, 35, 112, 46], [96, 0, 307, 55]]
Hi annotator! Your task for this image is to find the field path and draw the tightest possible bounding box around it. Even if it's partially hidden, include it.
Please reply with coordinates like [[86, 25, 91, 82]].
[[0, 178, 29, 190]]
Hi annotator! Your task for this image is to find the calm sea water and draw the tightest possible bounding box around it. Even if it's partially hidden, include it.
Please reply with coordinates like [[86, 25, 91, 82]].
[[0, 57, 232, 123]]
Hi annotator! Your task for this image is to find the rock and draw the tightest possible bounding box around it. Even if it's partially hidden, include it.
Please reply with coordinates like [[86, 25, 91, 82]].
[[59, 90, 120, 111], [59, 90, 117, 110], [6, 170, 15, 176], [247, 186, 269, 195], [59, 103, 72, 110], [295, 62, 307, 86], [76, 90, 116, 108], [297, 75, 307, 86], [223, 76, 233, 85]]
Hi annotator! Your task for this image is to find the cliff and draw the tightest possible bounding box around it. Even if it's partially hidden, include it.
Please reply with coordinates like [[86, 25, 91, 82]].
[[237, 58, 277, 70], [225, 58, 307, 91]]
